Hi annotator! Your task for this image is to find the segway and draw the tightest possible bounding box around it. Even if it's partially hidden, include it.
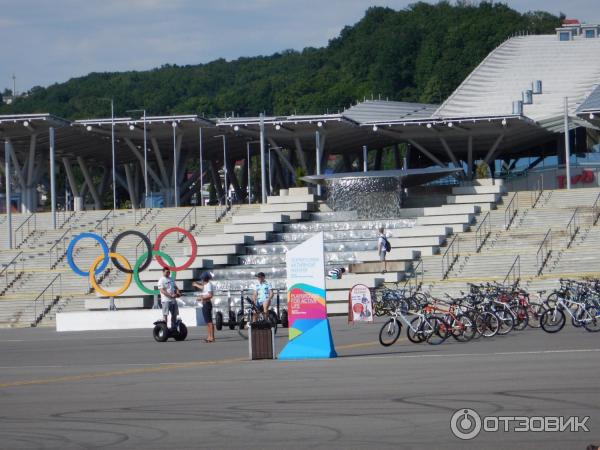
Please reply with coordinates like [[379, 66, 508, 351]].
[[153, 301, 188, 342]]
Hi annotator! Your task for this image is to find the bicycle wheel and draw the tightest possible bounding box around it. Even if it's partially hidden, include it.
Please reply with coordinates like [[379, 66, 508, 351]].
[[426, 316, 449, 345], [512, 305, 529, 331], [544, 292, 559, 309], [407, 316, 426, 343], [540, 308, 565, 333], [527, 303, 545, 328], [495, 310, 514, 335], [237, 311, 248, 340], [584, 307, 600, 332], [571, 307, 586, 328], [475, 311, 499, 337], [452, 314, 476, 342], [379, 318, 402, 346]]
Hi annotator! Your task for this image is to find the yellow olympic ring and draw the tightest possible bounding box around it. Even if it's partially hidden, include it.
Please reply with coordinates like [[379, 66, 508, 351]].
[[89, 252, 132, 297]]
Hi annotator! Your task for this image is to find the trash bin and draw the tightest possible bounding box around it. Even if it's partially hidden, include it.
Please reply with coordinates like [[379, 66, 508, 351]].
[[249, 321, 275, 360]]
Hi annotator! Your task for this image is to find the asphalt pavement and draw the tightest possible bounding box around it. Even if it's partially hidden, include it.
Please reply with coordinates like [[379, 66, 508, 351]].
[[0, 317, 599, 450]]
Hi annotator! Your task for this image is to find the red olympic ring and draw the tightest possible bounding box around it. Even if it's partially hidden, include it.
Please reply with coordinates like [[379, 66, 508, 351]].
[[152, 227, 197, 271]]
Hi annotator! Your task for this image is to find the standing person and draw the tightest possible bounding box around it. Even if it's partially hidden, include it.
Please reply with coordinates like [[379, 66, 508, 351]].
[[252, 272, 274, 321], [157, 267, 181, 327], [193, 272, 215, 343], [377, 227, 388, 274]]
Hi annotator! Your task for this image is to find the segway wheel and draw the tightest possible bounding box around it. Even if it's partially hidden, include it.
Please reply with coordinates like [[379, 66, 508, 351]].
[[215, 312, 223, 331], [174, 322, 188, 341], [281, 309, 289, 328], [228, 310, 236, 330], [153, 323, 169, 342], [268, 310, 279, 335]]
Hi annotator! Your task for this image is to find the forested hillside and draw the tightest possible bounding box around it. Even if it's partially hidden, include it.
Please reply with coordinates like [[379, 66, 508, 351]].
[[1, 2, 561, 119]]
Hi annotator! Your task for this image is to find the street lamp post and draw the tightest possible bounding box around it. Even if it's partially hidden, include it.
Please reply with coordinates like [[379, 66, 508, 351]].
[[246, 141, 251, 205], [99, 97, 116, 211], [172, 121, 178, 207], [564, 97, 571, 190]]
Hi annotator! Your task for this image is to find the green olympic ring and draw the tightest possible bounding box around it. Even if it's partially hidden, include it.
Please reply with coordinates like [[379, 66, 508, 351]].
[[133, 250, 177, 295]]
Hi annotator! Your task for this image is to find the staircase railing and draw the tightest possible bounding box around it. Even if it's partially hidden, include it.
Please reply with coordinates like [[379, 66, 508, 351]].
[[593, 191, 600, 226], [504, 192, 518, 230], [48, 228, 71, 270], [0, 251, 24, 293], [403, 258, 424, 293], [441, 234, 460, 280], [14, 213, 36, 248], [95, 210, 114, 239], [536, 229, 552, 276], [565, 208, 580, 249], [215, 195, 232, 223], [502, 254, 521, 288], [134, 208, 152, 226], [32, 273, 62, 326], [135, 224, 157, 261], [177, 206, 197, 241], [474, 211, 491, 252], [531, 174, 544, 209], [58, 209, 77, 229]]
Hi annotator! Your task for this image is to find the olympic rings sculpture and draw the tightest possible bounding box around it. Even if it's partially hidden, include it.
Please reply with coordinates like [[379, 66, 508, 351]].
[[66, 227, 198, 296]]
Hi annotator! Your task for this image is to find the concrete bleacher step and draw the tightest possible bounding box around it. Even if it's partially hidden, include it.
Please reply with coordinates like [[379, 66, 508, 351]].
[[353, 249, 419, 262], [326, 275, 384, 289], [452, 185, 505, 195], [387, 236, 443, 248], [415, 214, 474, 226], [224, 223, 282, 234], [267, 194, 315, 204], [350, 260, 411, 273], [260, 203, 316, 213], [86, 297, 153, 310], [447, 193, 501, 204], [232, 213, 291, 225]]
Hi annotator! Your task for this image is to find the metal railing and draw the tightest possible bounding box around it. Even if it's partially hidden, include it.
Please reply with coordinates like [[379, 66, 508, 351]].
[[0, 251, 24, 292], [95, 210, 115, 239], [134, 208, 152, 226], [215, 199, 232, 223], [502, 254, 521, 287], [48, 228, 71, 270], [441, 234, 460, 280], [504, 192, 518, 230], [135, 224, 158, 260], [32, 273, 62, 326], [565, 208, 580, 249], [178, 206, 197, 235], [14, 213, 36, 248], [593, 192, 600, 226], [536, 228, 552, 276], [474, 211, 491, 253], [402, 258, 424, 293], [58, 209, 77, 229], [531, 174, 544, 209]]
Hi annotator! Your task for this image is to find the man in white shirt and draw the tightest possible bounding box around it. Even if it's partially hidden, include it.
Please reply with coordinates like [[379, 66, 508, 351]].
[[193, 272, 215, 343], [157, 267, 181, 326]]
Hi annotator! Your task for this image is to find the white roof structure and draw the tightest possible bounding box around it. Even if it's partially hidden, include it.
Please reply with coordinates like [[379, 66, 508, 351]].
[[435, 35, 600, 126]]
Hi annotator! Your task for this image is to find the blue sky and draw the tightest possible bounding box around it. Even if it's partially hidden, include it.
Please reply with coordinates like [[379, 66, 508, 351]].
[[1, 0, 599, 93]]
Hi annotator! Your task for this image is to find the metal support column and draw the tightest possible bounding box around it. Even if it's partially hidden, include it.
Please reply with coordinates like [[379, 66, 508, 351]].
[[49, 127, 56, 229], [362, 145, 368, 172], [172, 122, 178, 207], [199, 127, 204, 206], [247, 141, 251, 204], [564, 97, 571, 190], [5, 139, 12, 248], [315, 131, 322, 197], [259, 113, 267, 204]]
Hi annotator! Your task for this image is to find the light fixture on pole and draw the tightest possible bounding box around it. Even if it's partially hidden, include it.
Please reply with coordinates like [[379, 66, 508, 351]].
[[246, 141, 251, 204], [199, 127, 204, 206], [127, 109, 148, 206], [564, 97, 571, 190]]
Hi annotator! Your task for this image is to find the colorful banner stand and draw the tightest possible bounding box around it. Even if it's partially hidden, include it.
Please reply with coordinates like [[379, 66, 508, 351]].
[[348, 284, 374, 324], [278, 232, 337, 360]]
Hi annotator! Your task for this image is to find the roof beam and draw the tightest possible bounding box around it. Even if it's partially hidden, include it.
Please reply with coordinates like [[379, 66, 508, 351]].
[[124, 138, 165, 189], [407, 139, 446, 167], [483, 134, 505, 165], [438, 136, 460, 167]]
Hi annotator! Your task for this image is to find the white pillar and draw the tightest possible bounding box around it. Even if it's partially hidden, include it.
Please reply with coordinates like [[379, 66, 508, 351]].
[[362, 145, 368, 172], [564, 97, 571, 190], [111, 99, 116, 210], [49, 127, 56, 229], [5, 139, 12, 249], [259, 113, 267, 203], [315, 131, 322, 197], [247, 141, 251, 204], [199, 127, 204, 206], [172, 122, 178, 207]]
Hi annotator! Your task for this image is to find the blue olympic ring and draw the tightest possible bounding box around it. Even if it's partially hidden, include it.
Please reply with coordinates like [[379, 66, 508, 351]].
[[67, 232, 110, 277]]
